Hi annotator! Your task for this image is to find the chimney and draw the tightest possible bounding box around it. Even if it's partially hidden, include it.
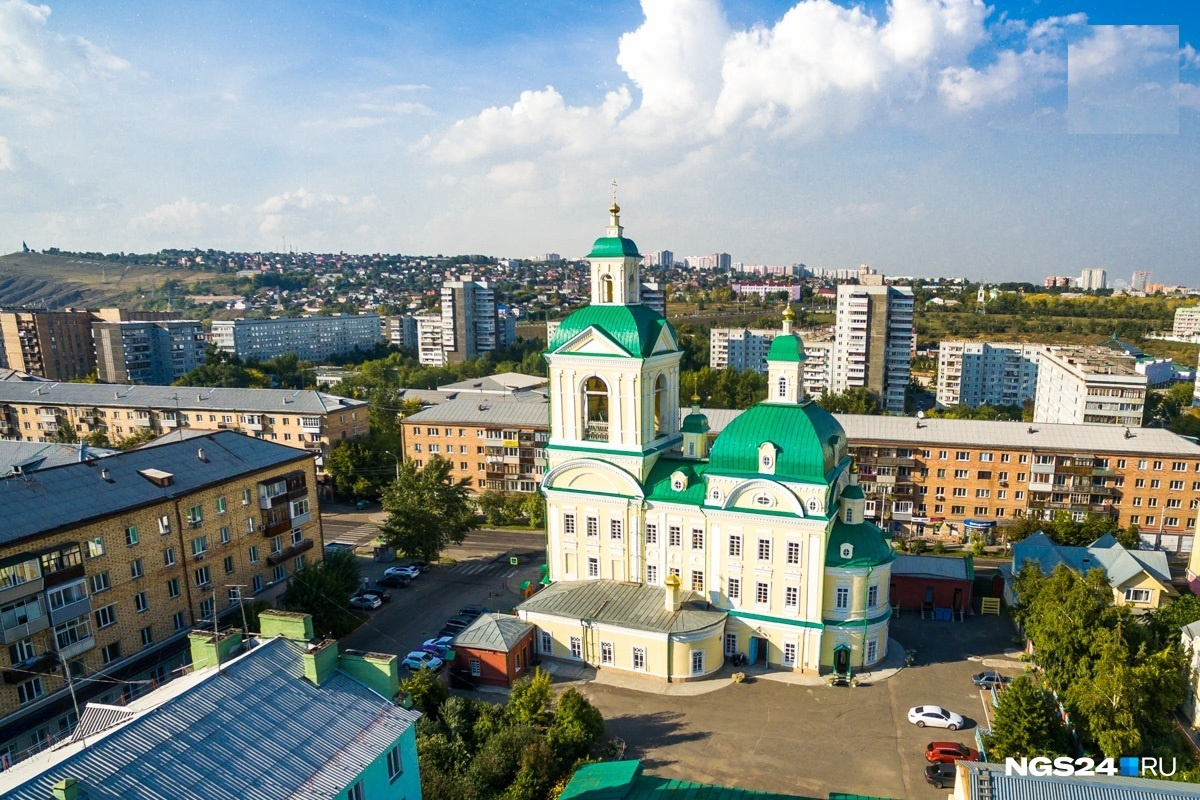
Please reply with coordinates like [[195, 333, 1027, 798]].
[[664, 573, 682, 613], [259, 609, 315, 641], [338, 649, 400, 698], [100, 468, 111, 482], [188, 629, 244, 671], [197, 447, 206, 461], [52, 778, 81, 800]]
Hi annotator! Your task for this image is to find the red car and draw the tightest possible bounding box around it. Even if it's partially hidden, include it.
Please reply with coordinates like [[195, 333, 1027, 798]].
[[925, 741, 979, 764]]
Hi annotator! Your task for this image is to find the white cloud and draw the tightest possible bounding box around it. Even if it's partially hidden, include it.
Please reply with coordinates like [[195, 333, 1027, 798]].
[[130, 197, 235, 231], [356, 101, 432, 115], [256, 188, 376, 239], [1067, 25, 1177, 86], [1179, 82, 1200, 111], [0, 136, 13, 170], [0, 0, 131, 120], [486, 161, 537, 186]]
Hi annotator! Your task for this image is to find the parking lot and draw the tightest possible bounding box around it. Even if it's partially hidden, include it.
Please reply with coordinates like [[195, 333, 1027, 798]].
[[565, 613, 1022, 799]]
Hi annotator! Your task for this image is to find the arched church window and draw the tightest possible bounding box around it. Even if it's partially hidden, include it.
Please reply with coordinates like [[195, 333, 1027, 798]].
[[601, 275, 614, 303], [582, 377, 609, 442], [653, 374, 667, 437], [777, 376, 788, 398]]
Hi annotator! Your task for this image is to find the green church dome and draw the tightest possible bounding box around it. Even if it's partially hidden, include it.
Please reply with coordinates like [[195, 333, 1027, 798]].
[[680, 410, 710, 434], [707, 401, 847, 483], [825, 518, 895, 568], [588, 236, 641, 259], [548, 304, 676, 358], [767, 333, 807, 362]]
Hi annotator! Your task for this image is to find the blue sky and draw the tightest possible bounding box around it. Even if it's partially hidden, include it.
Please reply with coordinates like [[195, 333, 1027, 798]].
[[1, 0, 1197, 283]]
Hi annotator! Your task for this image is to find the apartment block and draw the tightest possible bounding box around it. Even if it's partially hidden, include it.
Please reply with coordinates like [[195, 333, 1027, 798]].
[[441, 277, 498, 363], [413, 313, 446, 366], [1033, 346, 1146, 427], [382, 314, 417, 348], [709, 328, 779, 372], [0, 612, 420, 800], [0, 311, 97, 381], [0, 382, 367, 465], [1174, 305, 1200, 339], [93, 320, 207, 385], [936, 341, 1042, 409], [0, 431, 321, 763], [638, 281, 667, 317], [832, 283, 914, 414], [1078, 268, 1108, 291], [210, 314, 381, 362], [401, 398, 549, 493], [800, 332, 835, 400]]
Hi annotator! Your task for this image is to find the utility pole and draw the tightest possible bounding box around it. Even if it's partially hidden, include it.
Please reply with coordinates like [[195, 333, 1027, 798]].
[[212, 589, 223, 674], [227, 584, 250, 640]]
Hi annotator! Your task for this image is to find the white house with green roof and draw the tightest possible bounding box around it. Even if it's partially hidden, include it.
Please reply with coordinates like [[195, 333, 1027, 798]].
[[524, 203, 894, 679]]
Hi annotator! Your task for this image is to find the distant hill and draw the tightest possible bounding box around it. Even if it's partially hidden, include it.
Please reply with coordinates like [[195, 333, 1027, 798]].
[[0, 252, 220, 309]]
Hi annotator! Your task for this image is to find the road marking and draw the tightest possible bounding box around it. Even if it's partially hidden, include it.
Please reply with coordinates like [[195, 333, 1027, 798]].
[[504, 569, 517, 578]]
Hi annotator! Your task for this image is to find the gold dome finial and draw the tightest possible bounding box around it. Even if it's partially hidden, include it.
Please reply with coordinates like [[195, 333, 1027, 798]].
[[782, 303, 795, 320]]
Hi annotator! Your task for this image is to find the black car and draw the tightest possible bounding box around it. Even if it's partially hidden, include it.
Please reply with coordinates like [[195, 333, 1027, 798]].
[[458, 605, 492, 620], [358, 584, 393, 602], [398, 559, 430, 573], [972, 671, 1010, 689], [378, 573, 410, 588], [925, 763, 956, 789], [442, 616, 472, 632]]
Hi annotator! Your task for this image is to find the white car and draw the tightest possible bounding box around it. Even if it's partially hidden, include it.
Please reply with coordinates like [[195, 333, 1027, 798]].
[[908, 705, 965, 730], [349, 594, 382, 610], [401, 651, 444, 671], [385, 565, 420, 580]]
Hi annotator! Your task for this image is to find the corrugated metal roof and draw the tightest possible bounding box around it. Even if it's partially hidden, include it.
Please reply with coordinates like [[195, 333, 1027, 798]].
[[403, 396, 551, 427], [892, 554, 971, 580], [2, 637, 422, 800], [0, 381, 365, 414], [962, 761, 1199, 799], [438, 372, 548, 393], [560, 760, 822, 800], [1012, 533, 1173, 591], [519, 580, 726, 634], [0, 441, 118, 475], [452, 613, 534, 652], [69, 704, 135, 741], [0, 430, 310, 545]]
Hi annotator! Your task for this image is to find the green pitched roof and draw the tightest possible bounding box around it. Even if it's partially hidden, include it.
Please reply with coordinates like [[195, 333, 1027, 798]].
[[548, 304, 676, 358], [841, 484, 865, 500], [825, 518, 895, 568], [588, 236, 641, 259], [680, 410, 710, 434], [645, 457, 708, 505], [560, 760, 820, 800], [707, 401, 847, 483], [767, 333, 807, 362]]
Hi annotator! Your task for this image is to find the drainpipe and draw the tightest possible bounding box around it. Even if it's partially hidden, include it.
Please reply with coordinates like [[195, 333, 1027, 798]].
[[862, 564, 874, 668]]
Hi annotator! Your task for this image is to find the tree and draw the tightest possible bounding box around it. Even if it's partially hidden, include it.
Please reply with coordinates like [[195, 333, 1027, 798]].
[[281, 548, 362, 637], [522, 493, 546, 529], [546, 688, 604, 763], [480, 490, 517, 526], [507, 668, 553, 728], [985, 675, 1070, 760], [113, 428, 157, 450], [1145, 594, 1200, 650], [380, 456, 475, 561], [52, 423, 80, 444], [817, 388, 884, 415], [401, 665, 449, 717]]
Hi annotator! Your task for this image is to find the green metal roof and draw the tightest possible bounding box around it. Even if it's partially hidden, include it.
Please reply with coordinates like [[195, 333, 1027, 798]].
[[767, 333, 807, 362], [680, 410, 710, 434], [548, 304, 677, 358], [825, 519, 895, 568], [587, 236, 641, 259], [560, 760, 821, 800], [644, 457, 708, 506], [518, 580, 726, 634], [841, 484, 865, 500], [707, 401, 847, 483]]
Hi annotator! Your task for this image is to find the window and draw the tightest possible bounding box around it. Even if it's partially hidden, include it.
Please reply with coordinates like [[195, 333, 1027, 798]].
[[784, 586, 799, 608], [728, 534, 742, 558], [167, 578, 180, 599], [954, 469, 969, 480], [586, 517, 598, 537], [866, 639, 878, 664], [194, 565, 211, 587], [242, 489, 252, 506], [348, 781, 364, 800], [755, 581, 769, 604], [87, 537, 105, 558], [273, 565, 286, 583], [563, 514, 576, 536], [570, 636, 582, 659], [94, 604, 117, 629], [125, 526, 138, 546], [691, 529, 704, 549], [632, 646, 646, 670], [18, 677, 44, 705], [644, 523, 657, 544], [387, 746, 404, 782], [646, 564, 658, 584], [134, 592, 148, 613], [187, 505, 202, 525], [783, 642, 797, 667], [140, 626, 154, 647], [191, 536, 208, 557], [90, 572, 111, 594], [786, 541, 800, 565], [757, 538, 771, 561], [587, 557, 599, 578], [173, 611, 186, 631], [835, 587, 850, 610], [220, 526, 231, 544], [8, 637, 36, 664], [224, 555, 235, 574], [540, 630, 552, 653], [691, 570, 704, 592], [130, 559, 144, 579], [163, 547, 176, 567], [691, 650, 704, 675], [253, 575, 263, 592], [46, 580, 87, 611], [200, 598, 214, 619], [727, 577, 740, 600], [469, 658, 481, 676], [669, 526, 682, 547], [1124, 588, 1151, 603], [54, 617, 91, 650], [610, 519, 623, 541], [868, 584, 879, 608], [245, 518, 254, 535], [101, 641, 122, 665], [216, 497, 227, 514], [600, 641, 614, 665]]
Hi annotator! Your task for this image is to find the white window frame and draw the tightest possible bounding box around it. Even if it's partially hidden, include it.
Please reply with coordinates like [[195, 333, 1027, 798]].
[[632, 646, 646, 671], [600, 641, 614, 665], [691, 650, 704, 675], [570, 636, 582, 659], [540, 630, 552, 653]]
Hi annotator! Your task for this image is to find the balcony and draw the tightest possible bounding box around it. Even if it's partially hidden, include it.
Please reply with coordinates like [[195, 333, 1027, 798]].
[[48, 597, 91, 627], [1, 614, 50, 645], [160, 414, 179, 428], [129, 415, 152, 428], [57, 635, 96, 661], [241, 416, 263, 431], [583, 422, 609, 442], [266, 538, 313, 566], [300, 418, 323, 432], [0, 577, 44, 607], [2, 652, 60, 684], [264, 518, 292, 538], [290, 511, 312, 527]]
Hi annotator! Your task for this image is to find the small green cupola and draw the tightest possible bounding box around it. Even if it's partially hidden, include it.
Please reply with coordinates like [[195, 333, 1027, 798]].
[[767, 303, 807, 403], [680, 392, 710, 459], [841, 460, 866, 524], [587, 187, 642, 306]]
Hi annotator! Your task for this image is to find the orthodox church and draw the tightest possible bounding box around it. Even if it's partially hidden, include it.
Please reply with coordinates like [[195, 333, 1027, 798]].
[[516, 202, 894, 680]]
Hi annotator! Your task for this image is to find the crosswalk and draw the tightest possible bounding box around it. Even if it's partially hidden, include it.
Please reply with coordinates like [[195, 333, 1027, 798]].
[[329, 523, 377, 545], [445, 561, 518, 578]]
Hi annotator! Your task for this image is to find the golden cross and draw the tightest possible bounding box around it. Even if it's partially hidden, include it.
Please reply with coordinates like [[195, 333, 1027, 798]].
[[611, 179, 618, 204]]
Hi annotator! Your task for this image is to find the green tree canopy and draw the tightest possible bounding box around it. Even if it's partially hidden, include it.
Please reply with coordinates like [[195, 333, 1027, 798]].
[[379, 455, 475, 561], [985, 675, 1070, 760], [280, 548, 362, 637]]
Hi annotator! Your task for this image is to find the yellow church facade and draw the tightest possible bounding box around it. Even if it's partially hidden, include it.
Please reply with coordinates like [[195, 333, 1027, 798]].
[[517, 203, 895, 680]]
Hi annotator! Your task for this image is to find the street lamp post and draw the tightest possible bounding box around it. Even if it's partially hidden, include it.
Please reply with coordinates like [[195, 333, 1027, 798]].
[[383, 450, 400, 482]]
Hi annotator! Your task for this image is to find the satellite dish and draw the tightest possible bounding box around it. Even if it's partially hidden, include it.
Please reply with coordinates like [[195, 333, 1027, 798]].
[[917, 410, 925, 419]]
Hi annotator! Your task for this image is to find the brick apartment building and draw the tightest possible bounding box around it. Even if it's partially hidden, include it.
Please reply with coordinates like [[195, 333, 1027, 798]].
[[0, 431, 321, 765]]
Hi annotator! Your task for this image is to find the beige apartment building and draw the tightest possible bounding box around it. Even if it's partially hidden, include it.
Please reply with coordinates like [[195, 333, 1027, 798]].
[[0, 383, 367, 467], [1033, 345, 1146, 427], [0, 431, 321, 765], [401, 397, 548, 493], [0, 311, 97, 381]]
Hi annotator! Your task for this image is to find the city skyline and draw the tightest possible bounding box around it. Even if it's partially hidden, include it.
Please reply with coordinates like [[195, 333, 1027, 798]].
[[1, 1, 1197, 282]]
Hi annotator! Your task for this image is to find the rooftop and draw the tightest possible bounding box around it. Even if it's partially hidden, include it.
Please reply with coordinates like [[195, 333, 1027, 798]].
[[1011, 532, 1174, 590], [892, 554, 973, 581], [0, 441, 118, 476], [0, 381, 366, 414], [1038, 345, 1144, 378], [402, 396, 550, 427], [560, 760, 822, 800], [956, 761, 1199, 800], [437, 372, 548, 394], [451, 613, 533, 652], [0, 430, 310, 546], [0, 636, 421, 800], [519, 580, 726, 635]]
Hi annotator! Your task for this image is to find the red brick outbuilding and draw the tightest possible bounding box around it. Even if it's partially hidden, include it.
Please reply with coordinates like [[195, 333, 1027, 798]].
[[889, 554, 974, 616], [449, 613, 536, 687]]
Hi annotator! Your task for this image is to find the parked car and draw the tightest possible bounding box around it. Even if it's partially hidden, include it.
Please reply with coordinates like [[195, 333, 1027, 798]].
[[349, 595, 382, 611], [458, 605, 492, 620], [441, 617, 472, 634], [971, 671, 1009, 688], [401, 651, 444, 671], [323, 541, 355, 555], [422, 636, 454, 656], [358, 584, 392, 602], [924, 763, 957, 789], [908, 706, 965, 730], [384, 565, 420, 580], [925, 741, 979, 764], [378, 573, 410, 588], [356, 499, 372, 510]]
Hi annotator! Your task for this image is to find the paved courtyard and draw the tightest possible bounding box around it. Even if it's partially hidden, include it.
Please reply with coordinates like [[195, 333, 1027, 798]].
[[560, 613, 1023, 799]]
